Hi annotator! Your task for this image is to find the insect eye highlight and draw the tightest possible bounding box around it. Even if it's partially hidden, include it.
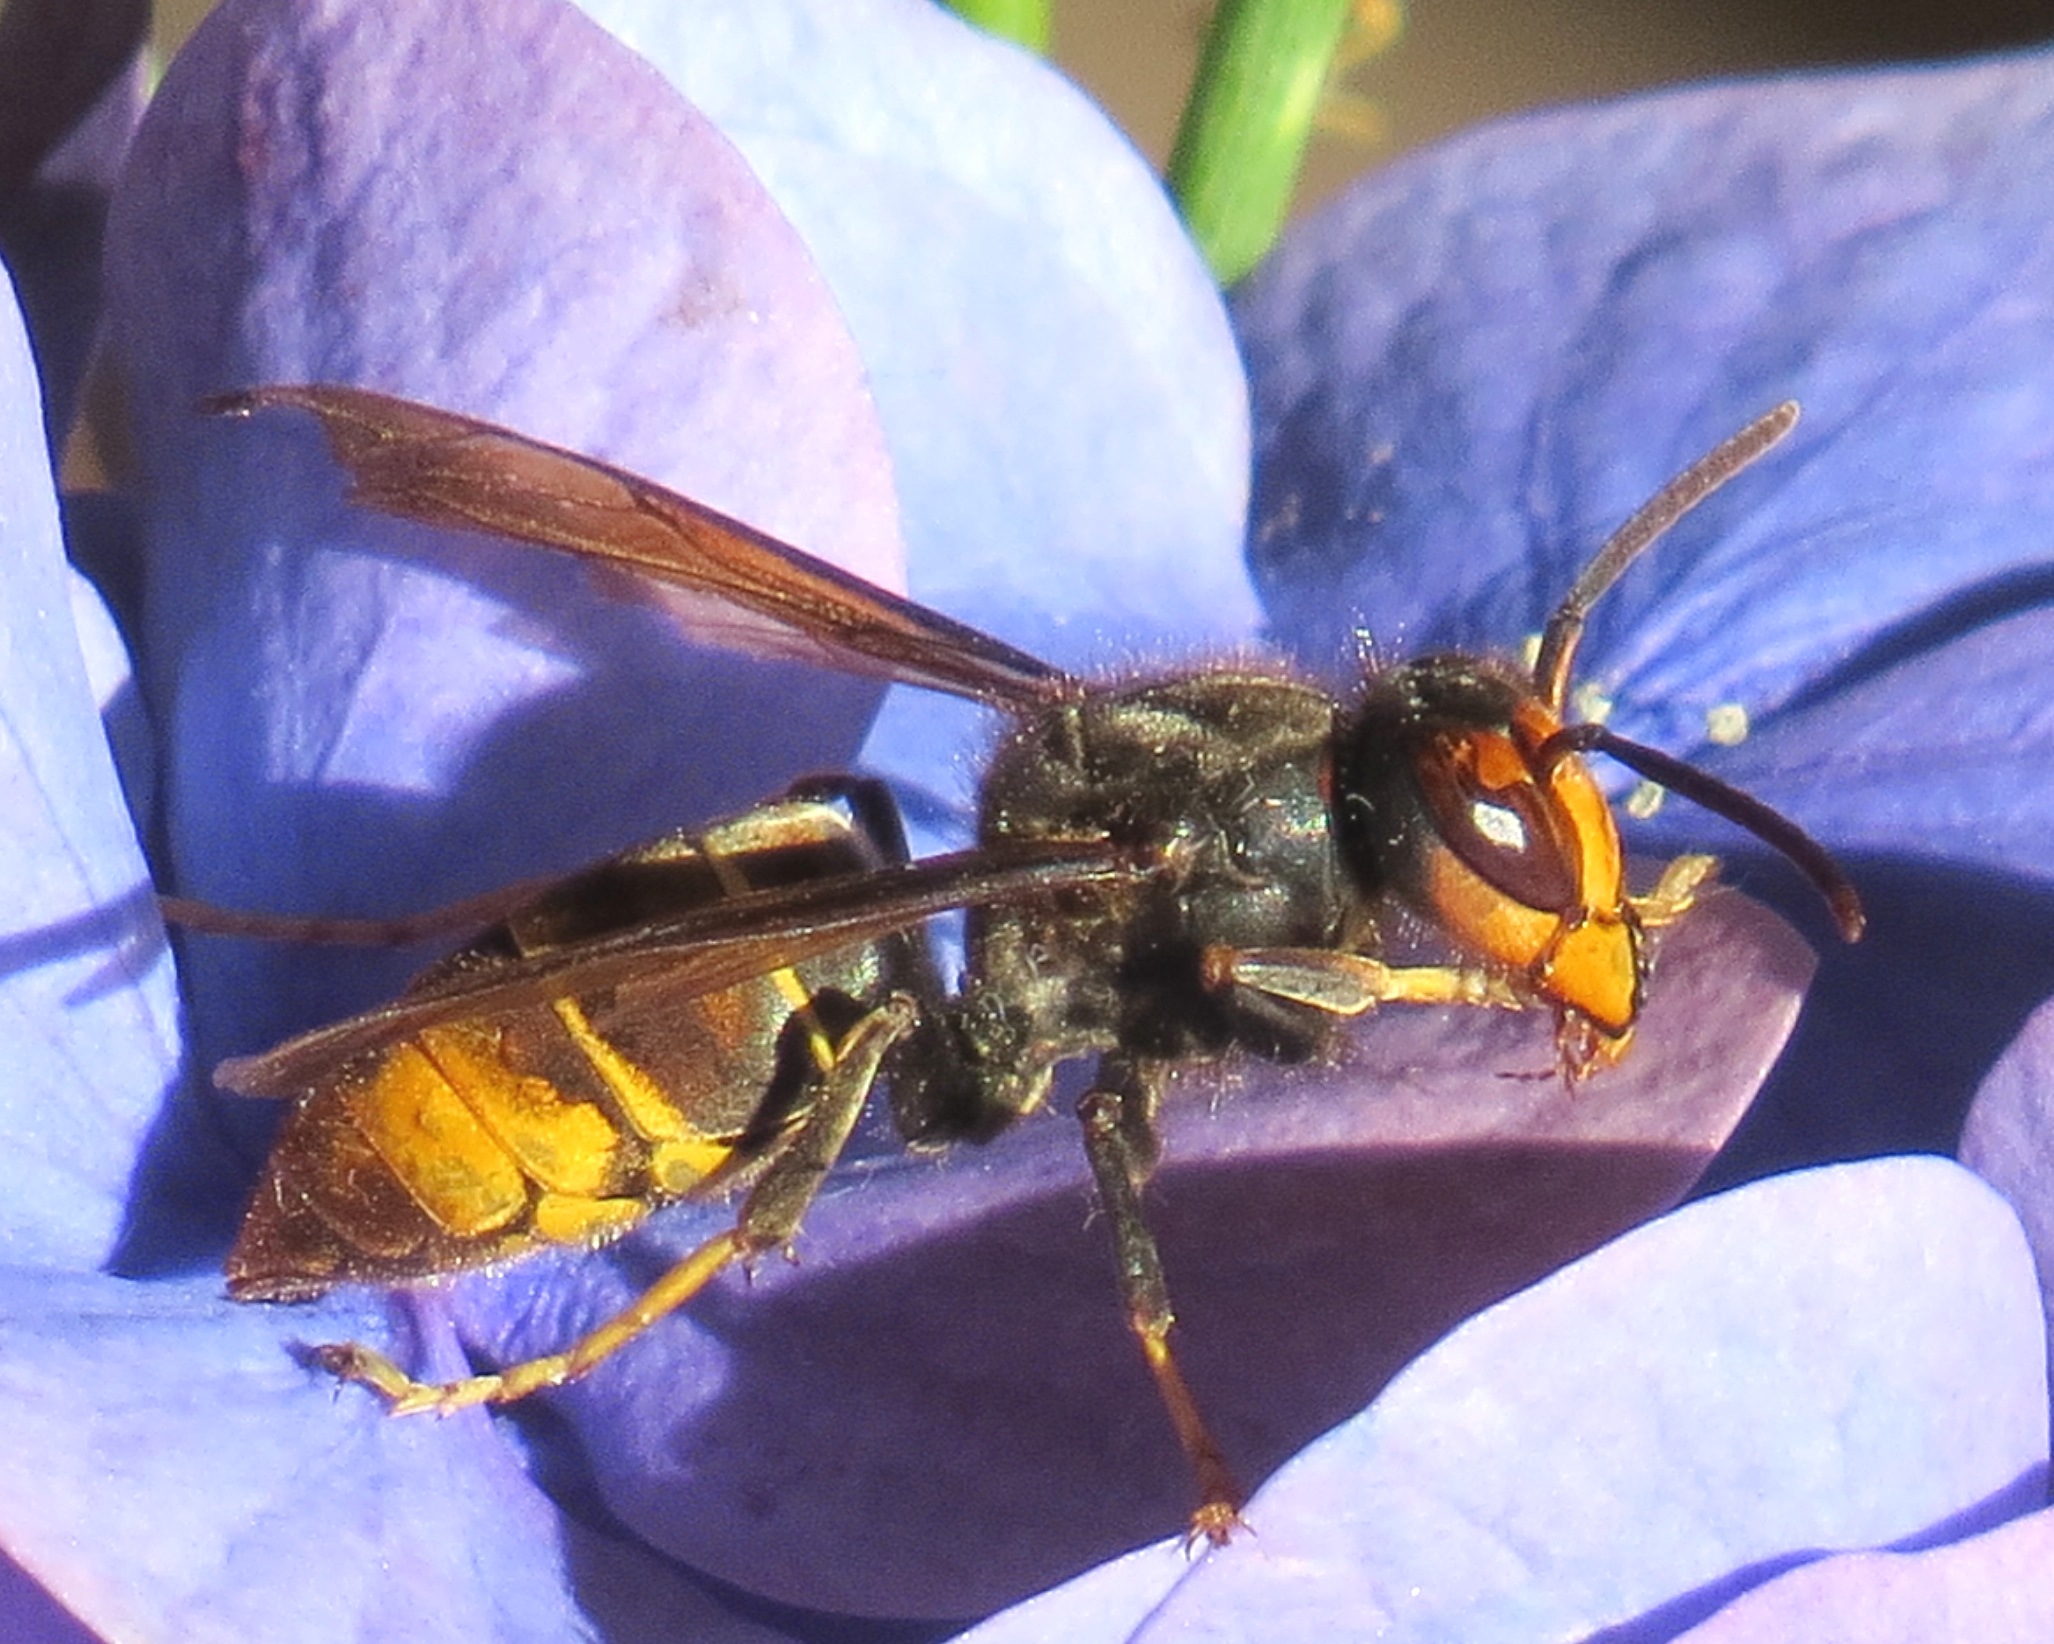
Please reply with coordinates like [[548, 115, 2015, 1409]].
[[1466, 793, 1530, 853], [1412, 730, 1581, 914]]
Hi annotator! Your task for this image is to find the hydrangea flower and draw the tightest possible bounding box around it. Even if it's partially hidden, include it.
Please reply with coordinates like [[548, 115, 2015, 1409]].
[[0, 1, 2050, 1639]]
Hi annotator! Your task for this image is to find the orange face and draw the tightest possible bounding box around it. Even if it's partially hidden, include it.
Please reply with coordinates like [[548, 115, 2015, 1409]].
[[1403, 694, 1642, 1071]]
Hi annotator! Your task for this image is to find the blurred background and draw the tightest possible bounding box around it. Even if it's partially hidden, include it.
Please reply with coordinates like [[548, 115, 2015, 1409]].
[[143, 0, 2054, 216]]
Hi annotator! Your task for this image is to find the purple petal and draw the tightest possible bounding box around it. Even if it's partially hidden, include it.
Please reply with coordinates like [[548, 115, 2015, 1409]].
[[105, 0, 901, 1064], [0, 270, 177, 1267], [447, 889, 1810, 1617], [1129, 1156, 2045, 1642], [556, 1515, 805, 1644], [1672, 1506, 2054, 1642], [0, 1556, 96, 1644], [579, 0, 1255, 839], [952, 1541, 1190, 1644], [0, 1272, 610, 1643]]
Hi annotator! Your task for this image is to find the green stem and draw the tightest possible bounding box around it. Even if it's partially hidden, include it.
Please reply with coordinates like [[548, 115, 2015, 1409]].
[[1168, 0, 1354, 285], [942, 0, 1051, 55]]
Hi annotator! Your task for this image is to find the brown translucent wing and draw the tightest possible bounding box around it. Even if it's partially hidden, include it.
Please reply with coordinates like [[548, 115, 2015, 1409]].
[[210, 383, 1069, 712], [217, 839, 1147, 1097], [159, 874, 565, 948]]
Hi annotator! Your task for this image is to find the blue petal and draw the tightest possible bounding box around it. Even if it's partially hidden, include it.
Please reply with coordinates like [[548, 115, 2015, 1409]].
[[1236, 53, 2054, 755], [0, 267, 178, 1268], [1679, 605, 2054, 879], [1959, 991, 2054, 1374], [1076, 1157, 2043, 1642], [1666, 604, 2054, 1172]]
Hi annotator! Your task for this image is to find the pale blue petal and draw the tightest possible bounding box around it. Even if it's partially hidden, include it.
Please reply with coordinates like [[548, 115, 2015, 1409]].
[[0, 267, 178, 1269], [578, 0, 1255, 816], [1128, 1158, 2044, 1641], [0, 1272, 604, 1643]]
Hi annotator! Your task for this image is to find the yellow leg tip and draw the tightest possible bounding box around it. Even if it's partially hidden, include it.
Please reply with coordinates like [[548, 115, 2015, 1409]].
[[1185, 1499, 1249, 1550], [302, 1339, 508, 1415]]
